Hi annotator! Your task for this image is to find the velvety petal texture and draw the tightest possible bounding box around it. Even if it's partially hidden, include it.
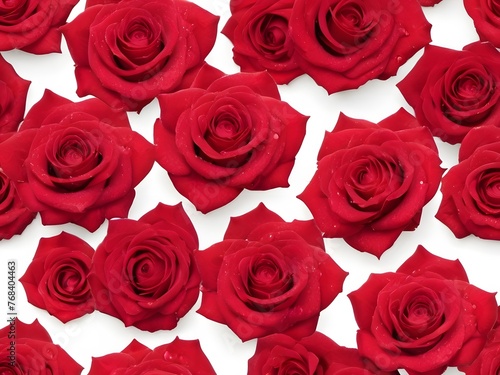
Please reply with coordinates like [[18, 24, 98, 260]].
[[87, 337, 216, 375], [0, 0, 79, 53], [61, 0, 219, 111], [196, 203, 347, 342], [289, 0, 431, 93], [465, 0, 500, 47], [222, 0, 303, 84], [0, 55, 30, 133], [398, 42, 500, 144], [249, 332, 397, 375], [0, 319, 83, 373], [0, 133, 36, 240], [437, 125, 500, 240], [298, 109, 443, 257], [0, 90, 154, 232], [154, 65, 308, 213], [89, 203, 200, 332], [20, 232, 95, 323], [348, 246, 498, 375]]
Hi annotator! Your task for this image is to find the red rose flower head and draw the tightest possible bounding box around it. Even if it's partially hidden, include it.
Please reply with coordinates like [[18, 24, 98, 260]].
[[349, 246, 498, 375], [288, 0, 431, 93], [249, 332, 397, 375], [398, 42, 500, 144], [0, 133, 36, 240], [0, 319, 83, 373], [20, 232, 95, 323], [459, 307, 500, 374], [0, 0, 79, 54], [154, 64, 308, 213], [61, 0, 219, 111], [87, 338, 216, 375], [0, 55, 30, 134], [196, 203, 347, 342], [89, 203, 200, 332], [222, 0, 303, 84], [465, 0, 500, 48], [0, 90, 155, 232], [437, 125, 500, 240], [298, 109, 443, 257]]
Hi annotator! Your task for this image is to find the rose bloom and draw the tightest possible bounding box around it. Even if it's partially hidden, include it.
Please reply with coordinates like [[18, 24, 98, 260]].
[[0, 319, 83, 373], [249, 332, 397, 375], [87, 338, 216, 375], [0, 55, 30, 133], [89, 203, 200, 332], [398, 42, 500, 144], [61, 0, 219, 111], [436, 126, 500, 240], [222, 0, 303, 84], [349, 246, 498, 375], [0, 0, 78, 54], [288, 0, 431, 93], [196, 203, 347, 342], [154, 64, 308, 213], [0, 134, 36, 240], [0, 90, 154, 232], [298, 109, 443, 257], [459, 308, 500, 375], [20, 232, 94, 323], [464, 0, 500, 47]]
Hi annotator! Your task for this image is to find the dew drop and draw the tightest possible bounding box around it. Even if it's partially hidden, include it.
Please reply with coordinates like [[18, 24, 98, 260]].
[[273, 133, 279, 140]]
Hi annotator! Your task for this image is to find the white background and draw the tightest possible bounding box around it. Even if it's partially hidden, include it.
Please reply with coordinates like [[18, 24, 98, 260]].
[[1, 0, 499, 374]]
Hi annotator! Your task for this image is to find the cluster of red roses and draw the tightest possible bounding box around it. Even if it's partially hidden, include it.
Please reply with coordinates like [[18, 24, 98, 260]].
[[1, 0, 500, 374]]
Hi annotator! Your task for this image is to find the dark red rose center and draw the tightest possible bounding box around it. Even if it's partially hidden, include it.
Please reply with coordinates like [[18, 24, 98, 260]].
[[128, 249, 168, 295], [245, 253, 293, 300], [346, 155, 403, 207], [47, 129, 103, 191], [0, 0, 30, 26], [488, 0, 500, 14], [51, 259, 91, 302], [398, 289, 445, 341], [476, 168, 500, 214], [115, 13, 165, 70], [317, 0, 377, 54], [267, 345, 322, 375], [57, 268, 82, 293], [253, 14, 290, 59], [0, 171, 11, 204], [442, 60, 495, 124]]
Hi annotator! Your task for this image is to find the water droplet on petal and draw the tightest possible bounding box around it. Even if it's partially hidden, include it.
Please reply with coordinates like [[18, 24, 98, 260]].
[[273, 133, 279, 140]]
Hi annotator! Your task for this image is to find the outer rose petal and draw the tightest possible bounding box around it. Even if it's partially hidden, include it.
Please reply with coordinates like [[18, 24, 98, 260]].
[[0, 319, 83, 373], [0, 55, 30, 133]]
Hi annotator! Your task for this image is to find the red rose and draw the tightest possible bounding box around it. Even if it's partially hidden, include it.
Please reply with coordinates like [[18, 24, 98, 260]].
[[0, 134, 36, 240], [0, 90, 154, 232], [89, 203, 200, 332], [459, 308, 500, 374], [398, 42, 500, 144], [0, 319, 83, 373], [222, 0, 303, 84], [464, 0, 500, 47], [298, 109, 443, 257], [436, 126, 500, 240], [61, 0, 219, 111], [249, 332, 396, 375], [196, 203, 347, 342], [349, 246, 498, 375], [0, 0, 78, 54], [418, 0, 443, 6], [154, 64, 308, 213], [20, 232, 94, 323], [87, 338, 216, 375], [288, 0, 431, 93], [0, 55, 30, 133]]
